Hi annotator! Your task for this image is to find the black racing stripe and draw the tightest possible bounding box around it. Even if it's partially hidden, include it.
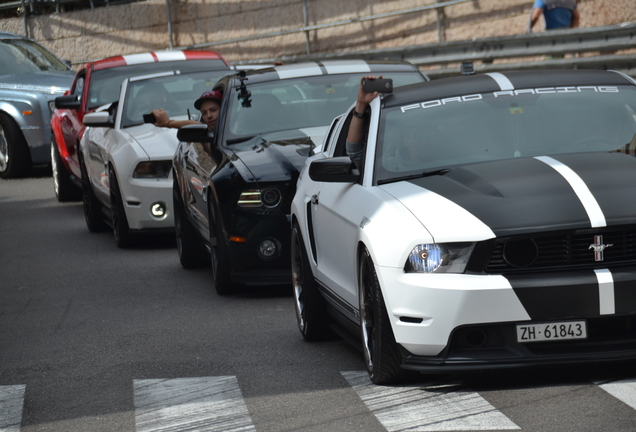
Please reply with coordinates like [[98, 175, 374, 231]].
[[407, 157, 591, 236], [550, 152, 636, 226], [608, 268, 636, 315], [507, 271, 600, 321]]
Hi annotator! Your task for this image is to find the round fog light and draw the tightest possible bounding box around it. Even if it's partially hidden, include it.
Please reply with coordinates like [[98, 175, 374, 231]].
[[258, 238, 280, 260], [150, 202, 167, 219]]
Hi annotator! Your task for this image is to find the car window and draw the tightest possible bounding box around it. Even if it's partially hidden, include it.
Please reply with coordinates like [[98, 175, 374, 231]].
[[87, 59, 229, 110], [120, 70, 227, 128], [226, 71, 424, 139], [0, 39, 68, 74], [374, 85, 636, 184]]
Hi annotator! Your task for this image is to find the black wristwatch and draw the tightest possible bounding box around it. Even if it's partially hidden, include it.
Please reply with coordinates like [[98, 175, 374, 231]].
[[352, 109, 367, 119]]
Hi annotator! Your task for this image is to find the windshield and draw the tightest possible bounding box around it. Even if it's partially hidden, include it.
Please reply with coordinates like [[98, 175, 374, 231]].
[[226, 72, 424, 139], [375, 85, 636, 184], [0, 39, 69, 74], [121, 70, 228, 128], [87, 59, 229, 110]]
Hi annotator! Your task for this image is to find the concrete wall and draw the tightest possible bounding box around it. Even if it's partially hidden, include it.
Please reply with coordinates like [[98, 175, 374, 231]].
[[0, 0, 634, 65]]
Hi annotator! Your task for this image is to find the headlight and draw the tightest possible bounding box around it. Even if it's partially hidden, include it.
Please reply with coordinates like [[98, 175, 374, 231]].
[[133, 160, 172, 179], [237, 188, 282, 208], [405, 243, 475, 273]]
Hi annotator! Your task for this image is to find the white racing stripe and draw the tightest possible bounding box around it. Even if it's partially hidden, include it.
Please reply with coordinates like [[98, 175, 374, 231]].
[[535, 156, 606, 227], [122, 53, 156, 65], [485, 72, 514, 91], [342, 371, 519, 431], [322, 60, 371, 74], [153, 51, 187, 62], [0, 385, 25, 432], [594, 269, 615, 315], [597, 379, 636, 409], [274, 63, 322, 79], [134, 377, 255, 432]]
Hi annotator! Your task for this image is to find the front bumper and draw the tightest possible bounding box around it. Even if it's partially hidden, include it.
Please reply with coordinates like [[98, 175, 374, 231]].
[[121, 176, 174, 231], [375, 266, 636, 371]]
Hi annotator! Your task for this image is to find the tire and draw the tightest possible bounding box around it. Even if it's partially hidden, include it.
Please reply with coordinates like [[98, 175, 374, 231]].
[[0, 112, 31, 178], [173, 179, 209, 268], [51, 136, 81, 202], [291, 223, 332, 341], [359, 247, 409, 385], [109, 168, 134, 248], [80, 153, 108, 233], [209, 202, 233, 295]]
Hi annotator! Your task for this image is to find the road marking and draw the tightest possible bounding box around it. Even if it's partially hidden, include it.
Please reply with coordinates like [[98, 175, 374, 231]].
[[597, 378, 636, 409], [0, 385, 25, 432], [342, 371, 519, 431], [133, 377, 255, 432]]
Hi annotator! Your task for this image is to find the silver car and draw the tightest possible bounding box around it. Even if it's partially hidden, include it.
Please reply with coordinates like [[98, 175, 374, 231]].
[[0, 32, 73, 178]]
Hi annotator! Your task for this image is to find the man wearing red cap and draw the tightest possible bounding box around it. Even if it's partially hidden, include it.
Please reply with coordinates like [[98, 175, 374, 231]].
[[151, 89, 223, 130]]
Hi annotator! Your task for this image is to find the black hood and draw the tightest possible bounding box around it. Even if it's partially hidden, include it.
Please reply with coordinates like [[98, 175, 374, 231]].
[[405, 152, 636, 237], [227, 128, 326, 182]]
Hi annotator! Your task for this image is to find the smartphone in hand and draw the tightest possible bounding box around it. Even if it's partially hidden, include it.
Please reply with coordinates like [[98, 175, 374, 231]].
[[363, 78, 393, 94], [142, 113, 157, 124]]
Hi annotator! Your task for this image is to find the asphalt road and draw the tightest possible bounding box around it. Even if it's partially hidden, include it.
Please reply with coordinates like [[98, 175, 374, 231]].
[[2, 173, 636, 432]]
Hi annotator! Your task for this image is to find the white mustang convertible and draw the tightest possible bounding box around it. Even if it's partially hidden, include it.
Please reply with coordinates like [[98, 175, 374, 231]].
[[291, 69, 636, 384]]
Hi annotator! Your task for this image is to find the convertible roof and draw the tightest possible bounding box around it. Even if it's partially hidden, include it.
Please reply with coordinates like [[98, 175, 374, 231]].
[[382, 69, 636, 109], [240, 60, 423, 84], [91, 50, 229, 71]]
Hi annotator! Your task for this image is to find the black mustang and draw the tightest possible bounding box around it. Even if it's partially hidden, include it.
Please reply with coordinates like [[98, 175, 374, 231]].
[[172, 61, 427, 294]]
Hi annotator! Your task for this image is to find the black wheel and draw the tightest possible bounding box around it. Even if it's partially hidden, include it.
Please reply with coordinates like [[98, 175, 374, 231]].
[[80, 153, 108, 232], [51, 136, 81, 202], [209, 202, 233, 295], [292, 223, 332, 340], [173, 179, 209, 268], [359, 247, 408, 385], [0, 112, 31, 178], [109, 168, 133, 248]]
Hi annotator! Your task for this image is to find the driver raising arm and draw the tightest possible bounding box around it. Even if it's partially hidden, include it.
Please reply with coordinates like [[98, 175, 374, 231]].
[[151, 89, 222, 131], [346, 75, 381, 170]]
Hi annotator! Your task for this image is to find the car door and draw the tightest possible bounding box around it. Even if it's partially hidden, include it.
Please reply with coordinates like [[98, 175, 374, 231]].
[[58, 70, 87, 177], [182, 140, 218, 238]]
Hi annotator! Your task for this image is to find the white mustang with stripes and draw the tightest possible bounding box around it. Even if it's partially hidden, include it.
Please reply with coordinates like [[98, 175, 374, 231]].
[[291, 69, 636, 384]]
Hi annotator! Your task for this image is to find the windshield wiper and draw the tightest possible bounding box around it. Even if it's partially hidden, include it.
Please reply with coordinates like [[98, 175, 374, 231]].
[[377, 168, 451, 185]]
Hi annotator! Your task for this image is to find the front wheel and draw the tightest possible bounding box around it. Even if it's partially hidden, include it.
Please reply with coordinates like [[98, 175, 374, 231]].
[[292, 223, 331, 340], [0, 113, 30, 178], [209, 203, 233, 295], [174, 179, 209, 268], [109, 168, 133, 248], [80, 153, 107, 232], [51, 137, 81, 202], [359, 247, 408, 385]]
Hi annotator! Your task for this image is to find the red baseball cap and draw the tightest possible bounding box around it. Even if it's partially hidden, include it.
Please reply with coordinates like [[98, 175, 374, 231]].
[[194, 90, 223, 109]]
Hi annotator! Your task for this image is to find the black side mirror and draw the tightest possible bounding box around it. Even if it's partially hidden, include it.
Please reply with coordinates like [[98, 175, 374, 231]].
[[308, 157, 360, 183], [177, 123, 215, 143], [55, 94, 80, 110]]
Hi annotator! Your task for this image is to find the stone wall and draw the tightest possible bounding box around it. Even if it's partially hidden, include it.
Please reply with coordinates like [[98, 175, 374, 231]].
[[0, 0, 634, 65]]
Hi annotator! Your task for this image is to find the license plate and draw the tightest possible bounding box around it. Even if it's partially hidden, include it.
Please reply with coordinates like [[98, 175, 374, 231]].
[[516, 320, 587, 343]]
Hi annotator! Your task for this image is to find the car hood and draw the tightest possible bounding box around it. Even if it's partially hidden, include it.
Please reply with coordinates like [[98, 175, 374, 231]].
[[125, 124, 179, 160], [0, 71, 73, 94], [380, 152, 636, 240], [228, 126, 329, 182]]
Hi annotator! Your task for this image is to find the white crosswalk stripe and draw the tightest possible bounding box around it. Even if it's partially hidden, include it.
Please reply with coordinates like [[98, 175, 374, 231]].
[[5, 374, 636, 431], [597, 378, 636, 410], [133, 377, 256, 432], [0, 385, 25, 432], [342, 371, 520, 431]]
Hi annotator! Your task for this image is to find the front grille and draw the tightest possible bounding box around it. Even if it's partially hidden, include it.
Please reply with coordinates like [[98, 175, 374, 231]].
[[485, 226, 636, 273]]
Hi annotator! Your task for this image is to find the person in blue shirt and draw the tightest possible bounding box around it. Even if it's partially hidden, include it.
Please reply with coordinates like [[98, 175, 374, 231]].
[[530, 0, 580, 31]]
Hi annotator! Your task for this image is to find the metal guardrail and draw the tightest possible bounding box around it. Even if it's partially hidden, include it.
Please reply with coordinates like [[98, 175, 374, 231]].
[[238, 21, 636, 79]]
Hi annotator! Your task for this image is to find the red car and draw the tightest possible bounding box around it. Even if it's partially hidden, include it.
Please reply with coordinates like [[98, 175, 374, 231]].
[[51, 50, 231, 202]]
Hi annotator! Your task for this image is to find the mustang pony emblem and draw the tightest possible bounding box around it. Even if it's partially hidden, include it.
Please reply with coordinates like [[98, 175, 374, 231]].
[[589, 235, 613, 261]]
